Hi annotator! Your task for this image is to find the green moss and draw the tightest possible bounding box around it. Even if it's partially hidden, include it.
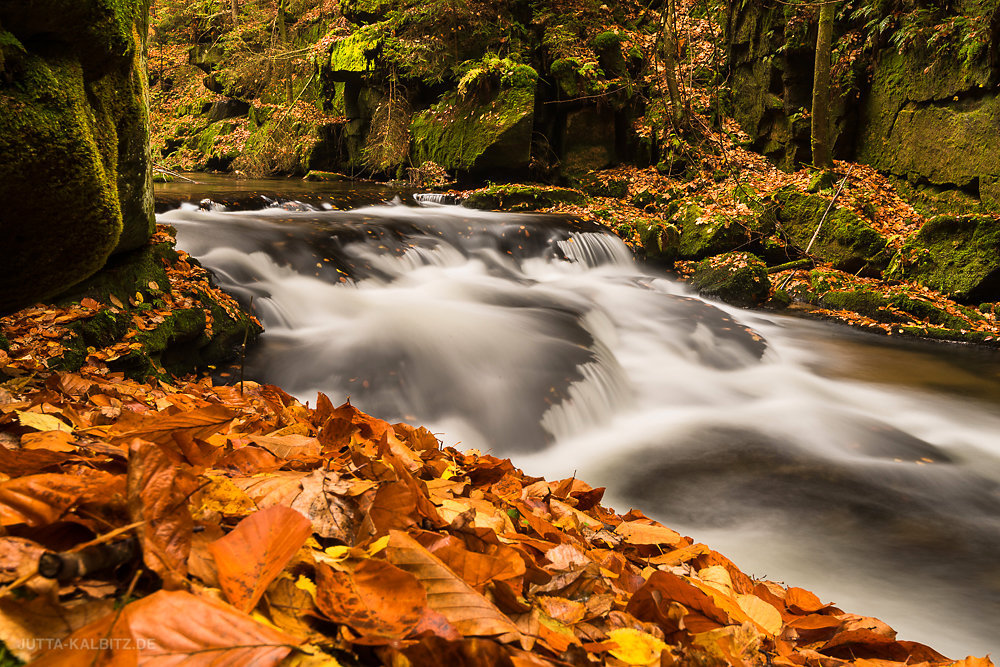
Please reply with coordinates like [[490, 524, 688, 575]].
[[678, 208, 751, 260], [0, 1, 153, 313], [54, 241, 175, 307], [576, 173, 628, 198], [462, 184, 585, 211], [635, 221, 679, 266], [691, 252, 771, 308], [303, 170, 349, 181], [411, 86, 534, 172], [820, 290, 905, 323], [769, 188, 889, 274], [326, 29, 381, 74], [888, 214, 1000, 302]]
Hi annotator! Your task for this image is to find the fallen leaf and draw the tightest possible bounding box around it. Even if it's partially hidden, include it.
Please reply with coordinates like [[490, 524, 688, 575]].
[[315, 558, 426, 640], [607, 627, 670, 665], [209, 505, 312, 612], [387, 530, 521, 639], [615, 520, 682, 546]]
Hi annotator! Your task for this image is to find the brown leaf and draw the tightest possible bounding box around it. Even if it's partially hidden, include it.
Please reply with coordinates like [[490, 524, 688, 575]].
[[110, 405, 235, 447], [126, 439, 197, 588], [250, 434, 323, 460], [0, 595, 115, 662], [0, 473, 89, 526], [290, 469, 361, 542], [20, 430, 76, 453], [0, 445, 69, 477], [209, 505, 312, 612], [315, 558, 426, 640], [31, 590, 300, 666], [387, 530, 521, 639]]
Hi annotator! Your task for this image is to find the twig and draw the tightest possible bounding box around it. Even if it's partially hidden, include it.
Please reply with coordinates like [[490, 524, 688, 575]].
[[153, 165, 198, 183]]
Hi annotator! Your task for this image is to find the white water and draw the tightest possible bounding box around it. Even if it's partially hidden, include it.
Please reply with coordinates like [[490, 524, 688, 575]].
[[165, 200, 1000, 658]]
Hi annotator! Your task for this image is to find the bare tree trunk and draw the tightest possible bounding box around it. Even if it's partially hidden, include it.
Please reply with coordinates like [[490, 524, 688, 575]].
[[277, 0, 292, 103], [230, 0, 238, 23], [811, 1, 836, 168], [660, 0, 684, 128]]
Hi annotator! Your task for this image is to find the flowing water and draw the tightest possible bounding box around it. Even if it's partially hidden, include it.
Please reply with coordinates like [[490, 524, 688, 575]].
[[161, 186, 1000, 658]]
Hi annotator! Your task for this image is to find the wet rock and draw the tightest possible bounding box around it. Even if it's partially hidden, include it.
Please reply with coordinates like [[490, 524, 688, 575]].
[[678, 207, 752, 260], [691, 251, 770, 308]]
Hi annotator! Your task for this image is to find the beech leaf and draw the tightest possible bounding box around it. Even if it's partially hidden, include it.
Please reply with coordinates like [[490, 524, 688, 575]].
[[209, 505, 312, 612]]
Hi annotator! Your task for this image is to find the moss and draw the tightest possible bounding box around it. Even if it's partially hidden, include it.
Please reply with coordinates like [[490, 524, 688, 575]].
[[888, 214, 1000, 303], [678, 209, 752, 260], [0, 1, 153, 313], [462, 184, 585, 211], [691, 252, 770, 308], [0, 330, 9, 352], [635, 221, 679, 266], [326, 29, 381, 74], [411, 86, 535, 172], [54, 242, 175, 307], [820, 290, 906, 323], [769, 188, 889, 274]]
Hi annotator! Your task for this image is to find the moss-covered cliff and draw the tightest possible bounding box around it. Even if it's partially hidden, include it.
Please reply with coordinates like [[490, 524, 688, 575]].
[[0, 0, 155, 313]]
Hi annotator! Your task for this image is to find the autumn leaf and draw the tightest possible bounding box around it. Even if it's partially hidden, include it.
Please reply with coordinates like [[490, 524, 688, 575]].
[[615, 520, 681, 546], [16, 410, 73, 434], [209, 505, 312, 612], [126, 439, 197, 588], [31, 590, 301, 666], [110, 405, 236, 446], [315, 557, 427, 640], [290, 469, 362, 542], [387, 530, 521, 640], [0, 473, 90, 526], [607, 628, 671, 666]]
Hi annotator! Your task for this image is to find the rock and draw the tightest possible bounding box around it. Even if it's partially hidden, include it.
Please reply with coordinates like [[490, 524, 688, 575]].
[[411, 83, 536, 173], [678, 207, 752, 260], [462, 184, 585, 211], [691, 252, 770, 308], [889, 214, 1000, 303], [576, 172, 629, 198], [766, 188, 889, 274], [0, 0, 154, 313], [205, 99, 250, 123], [561, 108, 616, 176], [635, 221, 679, 266]]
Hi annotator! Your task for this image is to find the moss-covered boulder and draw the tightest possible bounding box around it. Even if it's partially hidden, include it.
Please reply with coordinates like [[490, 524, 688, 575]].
[[678, 207, 752, 260], [462, 184, 585, 211], [0, 0, 154, 314], [635, 221, 679, 266], [767, 188, 889, 274], [410, 83, 535, 173], [889, 215, 1000, 303], [691, 252, 770, 308], [561, 108, 616, 176]]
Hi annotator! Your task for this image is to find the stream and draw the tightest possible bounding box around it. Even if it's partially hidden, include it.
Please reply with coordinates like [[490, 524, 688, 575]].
[[159, 179, 1000, 658]]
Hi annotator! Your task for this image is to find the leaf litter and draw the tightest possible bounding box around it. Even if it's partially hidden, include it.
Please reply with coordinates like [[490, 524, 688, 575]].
[[0, 365, 992, 666]]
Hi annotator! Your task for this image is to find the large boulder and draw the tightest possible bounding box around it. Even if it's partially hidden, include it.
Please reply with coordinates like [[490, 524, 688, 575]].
[[766, 188, 889, 274], [410, 83, 535, 174], [889, 215, 1000, 303], [691, 252, 771, 308], [0, 0, 154, 313]]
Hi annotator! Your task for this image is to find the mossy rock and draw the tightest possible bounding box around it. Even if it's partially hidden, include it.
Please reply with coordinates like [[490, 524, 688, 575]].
[[635, 221, 679, 266], [767, 188, 889, 274], [0, 1, 154, 313], [325, 30, 381, 77], [888, 214, 1000, 303], [462, 185, 585, 211], [678, 208, 752, 260], [691, 252, 770, 308], [819, 290, 906, 324], [410, 85, 535, 173], [576, 173, 628, 198], [0, 331, 9, 352], [54, 242, 176, 307]]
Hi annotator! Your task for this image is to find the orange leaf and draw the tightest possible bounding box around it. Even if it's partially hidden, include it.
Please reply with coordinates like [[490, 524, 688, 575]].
[[110, 405, 236, 447], [0, 473, 89, 526], [387, 530, 521, 639], [614, 520, 681, 546], [315, 558, 426, 640], [209, 505, 312, 612], [31, 590, 300, 666], [785, 587, 826, 613]]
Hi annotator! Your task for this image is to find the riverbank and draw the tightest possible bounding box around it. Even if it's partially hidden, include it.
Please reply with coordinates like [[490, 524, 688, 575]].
[[0, 350, 992, 665]]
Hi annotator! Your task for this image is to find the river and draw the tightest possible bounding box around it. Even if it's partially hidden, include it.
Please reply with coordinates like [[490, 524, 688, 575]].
[[159, 178, 1000, 658]]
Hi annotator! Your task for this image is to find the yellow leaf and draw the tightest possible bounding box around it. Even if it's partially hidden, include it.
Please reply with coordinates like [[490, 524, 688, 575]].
[[199, 476, 257, 515], [736, 594, 783, 635], [367, 535, 390, 555], [294, 574, 317, 600], [607, 628, 671, 666], [16, 411, 72, 433]]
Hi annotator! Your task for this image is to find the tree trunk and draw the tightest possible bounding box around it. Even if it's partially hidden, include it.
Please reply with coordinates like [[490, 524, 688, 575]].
[[660, 0, 684, 128], [811, 2, 836, 168], [230, 0, 238, 23]]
